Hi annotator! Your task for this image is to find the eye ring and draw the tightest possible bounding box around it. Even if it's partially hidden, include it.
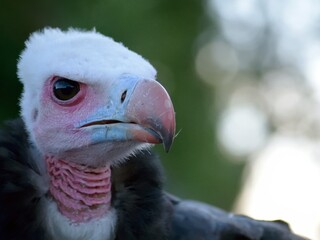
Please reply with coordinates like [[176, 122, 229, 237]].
[[53, 77, 80, 101]]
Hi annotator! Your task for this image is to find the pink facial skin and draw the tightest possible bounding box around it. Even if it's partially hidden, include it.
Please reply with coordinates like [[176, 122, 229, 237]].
[[33, 76, 101, 155], [32, 75, 175, 167]]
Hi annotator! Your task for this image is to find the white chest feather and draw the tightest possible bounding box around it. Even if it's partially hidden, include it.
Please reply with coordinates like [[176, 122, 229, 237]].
[[45, 200, 117, 240]]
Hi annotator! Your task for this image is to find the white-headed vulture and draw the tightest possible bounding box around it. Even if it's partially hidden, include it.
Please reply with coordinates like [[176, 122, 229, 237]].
[[0, 28, 306, 240]]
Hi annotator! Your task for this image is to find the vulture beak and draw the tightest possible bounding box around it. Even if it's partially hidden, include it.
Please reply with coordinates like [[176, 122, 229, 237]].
[[79, 77, 176, 152]]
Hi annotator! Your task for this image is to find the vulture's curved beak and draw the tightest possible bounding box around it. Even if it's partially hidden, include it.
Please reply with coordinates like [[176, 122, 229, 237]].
[[79, 77, 176, 152]]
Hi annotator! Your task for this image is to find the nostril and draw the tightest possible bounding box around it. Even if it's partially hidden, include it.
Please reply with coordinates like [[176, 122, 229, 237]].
[[32, 108, 39, 121], [121, 90, 127, 103]]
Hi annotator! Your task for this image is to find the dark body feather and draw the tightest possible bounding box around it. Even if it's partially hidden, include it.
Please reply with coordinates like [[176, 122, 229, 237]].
[[168, 196, 305, 240], [0, 119, 306, 240], [0, 119, 48, 240]]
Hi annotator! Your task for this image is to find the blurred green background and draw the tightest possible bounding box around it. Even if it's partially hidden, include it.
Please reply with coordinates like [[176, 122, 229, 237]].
[[0, 0, 242, 210]]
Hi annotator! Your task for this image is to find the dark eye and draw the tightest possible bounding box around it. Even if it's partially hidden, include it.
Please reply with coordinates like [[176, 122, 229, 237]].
[[53, 78, 80, 101]]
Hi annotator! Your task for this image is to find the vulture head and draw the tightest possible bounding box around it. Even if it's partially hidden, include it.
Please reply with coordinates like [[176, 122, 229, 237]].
[[17, 28, 175, 226], [18, 28, 175, 164]]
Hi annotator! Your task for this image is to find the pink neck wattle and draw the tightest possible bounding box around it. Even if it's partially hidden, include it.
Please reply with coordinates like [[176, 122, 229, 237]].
[[46, 156, 112, 223]]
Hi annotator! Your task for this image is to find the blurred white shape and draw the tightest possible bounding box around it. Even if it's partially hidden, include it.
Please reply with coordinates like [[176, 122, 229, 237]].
[[211, 0, 263, 23], [195, 40, 238, 86], [210, 0, 265, 51], [264, 0, 319, 34], [217, 104, 268, 158], [261, 70, 312, 133], [273, 0, 320, 66], [205, 0, 320, 238], [303, 44, 320, 102], [234, 134, 320, 239], [281, 0, 318, 33]]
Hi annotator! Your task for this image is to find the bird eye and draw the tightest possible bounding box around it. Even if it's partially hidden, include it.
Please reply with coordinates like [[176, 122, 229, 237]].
[[53, 78, 80, 101]]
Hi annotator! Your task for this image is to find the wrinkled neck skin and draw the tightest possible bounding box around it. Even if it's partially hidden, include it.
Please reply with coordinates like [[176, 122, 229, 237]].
[[46, 153, 112, 223], [44, 142, 150, 224]]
